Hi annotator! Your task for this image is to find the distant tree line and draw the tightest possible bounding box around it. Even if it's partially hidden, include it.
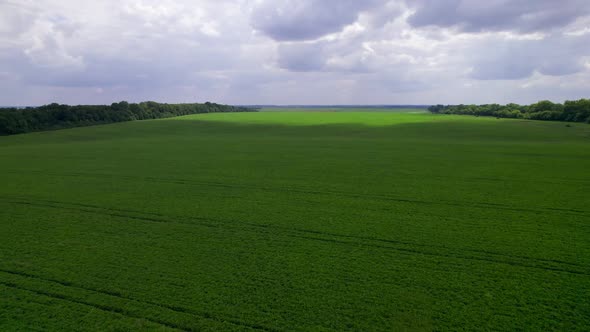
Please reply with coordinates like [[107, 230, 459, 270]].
[[0, 101, 257, 135], [428, 99, 590, 123]]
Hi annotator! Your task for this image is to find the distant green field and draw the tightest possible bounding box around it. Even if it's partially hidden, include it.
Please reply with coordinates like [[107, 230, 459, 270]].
[[259, 107, 426, 113], [1, 111, 589, 331]]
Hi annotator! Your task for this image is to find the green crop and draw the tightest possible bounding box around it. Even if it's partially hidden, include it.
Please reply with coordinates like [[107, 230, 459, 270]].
[[1, 111, 589, 331]]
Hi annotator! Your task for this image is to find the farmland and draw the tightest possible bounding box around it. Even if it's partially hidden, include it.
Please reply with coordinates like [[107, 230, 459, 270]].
[[1, 110, 589, 331]]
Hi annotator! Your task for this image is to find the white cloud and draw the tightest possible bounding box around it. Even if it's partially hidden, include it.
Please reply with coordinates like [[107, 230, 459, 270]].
[[0, 0, 588, 105]]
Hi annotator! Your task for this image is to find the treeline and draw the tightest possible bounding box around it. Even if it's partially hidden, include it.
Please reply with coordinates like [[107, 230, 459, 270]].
[[0, 101, 256, 135], [428, 99, 590, 123]]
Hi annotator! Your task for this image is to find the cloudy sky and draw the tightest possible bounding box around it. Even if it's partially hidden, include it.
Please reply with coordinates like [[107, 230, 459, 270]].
[[1, 0, 589, 106]]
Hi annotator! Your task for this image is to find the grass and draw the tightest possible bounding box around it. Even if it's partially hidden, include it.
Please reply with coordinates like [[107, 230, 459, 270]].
[[0, 111, 589, 331], [259, 107, 427, 113]]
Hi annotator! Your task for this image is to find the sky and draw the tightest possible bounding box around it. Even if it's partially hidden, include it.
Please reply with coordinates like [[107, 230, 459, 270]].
[[1, 0, 589, 106]]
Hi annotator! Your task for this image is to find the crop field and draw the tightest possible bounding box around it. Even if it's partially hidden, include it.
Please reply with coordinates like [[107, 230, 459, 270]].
[[259, 107, 427, 113], [0, 111, 589, 331]]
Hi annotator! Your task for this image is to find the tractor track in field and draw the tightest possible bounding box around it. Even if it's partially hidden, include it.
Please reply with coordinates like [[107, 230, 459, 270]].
[[0, 197, 220, 226], [5, 196, 589, 269], [1, 196, 588, 277], [0, 268, 278, 332], [0, 281, 189, 331], [8, 170, 590, 217], [7, 168, 590, 186], [287, 235, 590, 276], [2, 195, 586, 269]]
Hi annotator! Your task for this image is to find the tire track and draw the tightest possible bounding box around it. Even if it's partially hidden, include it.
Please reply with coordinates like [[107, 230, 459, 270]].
[[0, 281, 188, 331], [4, 170, 589, 216], [1, 196, 588, 276], [8, 196, 590, 269], [27, 172, 590, 216], [0, 268, 278, 332], [12, 196, 590, 269], [0, 197, 222, 228], [288, 227, 588, 270], [7, 168, 590, 187], [288, 235, 590, 277]]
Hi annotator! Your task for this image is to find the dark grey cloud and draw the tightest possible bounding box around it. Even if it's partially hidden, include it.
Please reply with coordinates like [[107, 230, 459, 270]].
[[470, 59, 536, 80], [8, 41, 238, 90], [251, 0, 388, 41], [468, 34, 590, 80], [276, 39, 377, 74], [408, 0, 590, 33], [277, 42, 326, 71]]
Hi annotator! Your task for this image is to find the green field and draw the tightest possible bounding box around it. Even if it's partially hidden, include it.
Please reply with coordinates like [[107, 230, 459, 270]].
[[1, 111, 589, 331], [259, 107, 427, 113]]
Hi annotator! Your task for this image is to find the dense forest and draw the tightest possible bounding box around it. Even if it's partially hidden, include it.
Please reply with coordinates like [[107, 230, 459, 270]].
[[428, 99, 590, 123], [0, 101, 256, 135]]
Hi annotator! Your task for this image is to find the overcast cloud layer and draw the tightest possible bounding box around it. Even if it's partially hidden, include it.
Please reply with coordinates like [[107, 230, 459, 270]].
[[1, 0, 589, 105]]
